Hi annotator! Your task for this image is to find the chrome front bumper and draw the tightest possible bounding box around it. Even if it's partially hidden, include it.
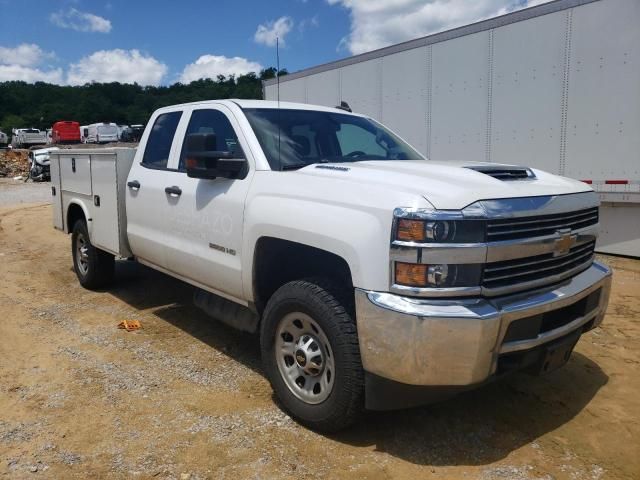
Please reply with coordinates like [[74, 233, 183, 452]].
[[355, 261, 611, 386]]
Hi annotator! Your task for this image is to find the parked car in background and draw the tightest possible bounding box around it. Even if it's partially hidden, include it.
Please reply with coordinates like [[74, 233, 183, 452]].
[[52, 121, 81, 144], [11, 128, 48, 148], [86, 122, 119, 144], [117, 124, 128, 140], [28, 146, 59, 181], [119, 124, 144, 142], [0, 130, 8, 147], [80, 125, 89, 143]]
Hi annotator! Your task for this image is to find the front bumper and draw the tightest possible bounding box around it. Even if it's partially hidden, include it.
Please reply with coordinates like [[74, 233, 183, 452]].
[[355, 261, 611, 391]]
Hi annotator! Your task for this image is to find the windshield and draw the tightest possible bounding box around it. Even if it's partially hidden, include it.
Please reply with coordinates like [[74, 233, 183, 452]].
[[243, 108, 424, 170]]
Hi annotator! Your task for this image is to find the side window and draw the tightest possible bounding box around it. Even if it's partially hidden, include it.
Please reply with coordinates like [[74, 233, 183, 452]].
[[179, 109, 240, 170], [141, 111, 182, 169]]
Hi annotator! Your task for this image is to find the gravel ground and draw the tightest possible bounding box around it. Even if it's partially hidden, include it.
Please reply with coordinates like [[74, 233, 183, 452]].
[[0, 187, 638, 479], [0, 178, 52, 205]]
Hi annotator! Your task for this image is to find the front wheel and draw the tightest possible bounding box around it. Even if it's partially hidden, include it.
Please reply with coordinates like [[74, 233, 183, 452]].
[[260, 279, 364, 432], [71, 220, 114, 289]]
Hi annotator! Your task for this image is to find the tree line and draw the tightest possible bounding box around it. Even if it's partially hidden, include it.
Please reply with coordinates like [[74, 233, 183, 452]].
[[0, 67, 286, 134]]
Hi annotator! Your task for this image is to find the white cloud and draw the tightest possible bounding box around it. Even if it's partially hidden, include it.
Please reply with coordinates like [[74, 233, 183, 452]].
[[0, 64, 63, 83], [0, 43, 60, 83], [67, 49, 167, 85], [179, 55, 263, 83], [0, 43, 54, 67], [254, 16, 294, 47], [299, 15, 319, 32], [328, 0, 552, 55], [50, 8, 112, 33]]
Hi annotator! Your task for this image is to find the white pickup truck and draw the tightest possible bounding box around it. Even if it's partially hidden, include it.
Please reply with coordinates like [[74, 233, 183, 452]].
[[11, 128, 48, 148], [51, 99, 611, 431]]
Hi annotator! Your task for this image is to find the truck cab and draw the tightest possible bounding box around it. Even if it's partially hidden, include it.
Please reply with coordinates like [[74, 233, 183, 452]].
[[51, 99, 612, 432]]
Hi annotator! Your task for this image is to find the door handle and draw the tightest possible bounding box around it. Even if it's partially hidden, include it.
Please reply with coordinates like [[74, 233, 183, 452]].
[[127, 180, 140, 189], [165, 186, 182, 196]]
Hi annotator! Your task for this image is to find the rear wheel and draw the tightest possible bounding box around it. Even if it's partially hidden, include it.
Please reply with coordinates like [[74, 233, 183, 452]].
[[71, 220, 114, 289], [260, 279, 364, 432]]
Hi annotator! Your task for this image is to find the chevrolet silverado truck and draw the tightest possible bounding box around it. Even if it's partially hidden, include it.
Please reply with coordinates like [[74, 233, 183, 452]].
[[51, 100, 612, 432]]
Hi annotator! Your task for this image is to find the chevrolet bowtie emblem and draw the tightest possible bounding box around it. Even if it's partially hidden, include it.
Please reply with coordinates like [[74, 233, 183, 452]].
[[553, 229, 576, 257]]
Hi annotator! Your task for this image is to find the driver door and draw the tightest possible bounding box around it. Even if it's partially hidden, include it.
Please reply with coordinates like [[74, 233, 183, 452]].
[[161, 105, 254, 301]]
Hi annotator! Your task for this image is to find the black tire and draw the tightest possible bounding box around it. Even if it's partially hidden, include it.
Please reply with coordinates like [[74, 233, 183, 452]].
[[71, 219, 114, 289], [260, 278, 364, 432]]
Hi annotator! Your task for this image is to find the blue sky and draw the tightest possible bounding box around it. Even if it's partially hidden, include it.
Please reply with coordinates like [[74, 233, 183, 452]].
[[0, 0, 542, 86]]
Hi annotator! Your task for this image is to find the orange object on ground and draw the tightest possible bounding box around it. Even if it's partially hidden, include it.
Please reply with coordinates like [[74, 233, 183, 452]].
[[117, 320, 141, 331]]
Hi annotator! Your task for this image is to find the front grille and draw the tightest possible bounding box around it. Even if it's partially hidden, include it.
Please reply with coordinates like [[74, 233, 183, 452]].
[[487, 207, 598, 242], [482, 241, 595, 289]]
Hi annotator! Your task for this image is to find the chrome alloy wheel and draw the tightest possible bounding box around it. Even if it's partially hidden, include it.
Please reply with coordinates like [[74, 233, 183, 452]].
[[275, 312, 335, 404], [76, 232, 90, 275]]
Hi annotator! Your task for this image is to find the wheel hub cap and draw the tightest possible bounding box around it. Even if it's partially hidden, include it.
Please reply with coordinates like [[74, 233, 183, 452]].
[[295, 349, 307, 368], [275, 312, 335, 404], [294, 335, 325, 376], [76, 233, 89, 275]]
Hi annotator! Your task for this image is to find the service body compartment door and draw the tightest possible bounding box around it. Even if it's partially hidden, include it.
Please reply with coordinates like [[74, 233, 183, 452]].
[[60, 154, 92, 196], [90, 155, 120, 254], [50, 154, 64, 230]]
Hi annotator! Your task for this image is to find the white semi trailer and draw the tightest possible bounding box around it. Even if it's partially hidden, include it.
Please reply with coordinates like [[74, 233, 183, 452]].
[[263, 0, 640, 257]]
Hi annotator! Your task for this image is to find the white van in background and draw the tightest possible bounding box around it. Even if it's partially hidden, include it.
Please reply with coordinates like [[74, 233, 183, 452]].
[[86, 123, 119, 144], [80, 125, 89, 143]]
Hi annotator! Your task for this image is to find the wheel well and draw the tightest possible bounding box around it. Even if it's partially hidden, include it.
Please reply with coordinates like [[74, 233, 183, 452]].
[[66, 203, 86, 233], [253, 237, 353, 313]]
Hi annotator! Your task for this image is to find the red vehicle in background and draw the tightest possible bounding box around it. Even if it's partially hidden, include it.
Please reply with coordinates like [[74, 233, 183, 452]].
[[52, 121, 81, 144]]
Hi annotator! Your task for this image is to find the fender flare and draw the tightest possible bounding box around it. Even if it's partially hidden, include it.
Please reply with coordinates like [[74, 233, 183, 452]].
[[65, 198, 93, 238]]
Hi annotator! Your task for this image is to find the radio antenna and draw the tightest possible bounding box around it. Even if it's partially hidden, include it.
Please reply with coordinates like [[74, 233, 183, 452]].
[[276, 37, 281, 107], [276, 36, 281, 168]]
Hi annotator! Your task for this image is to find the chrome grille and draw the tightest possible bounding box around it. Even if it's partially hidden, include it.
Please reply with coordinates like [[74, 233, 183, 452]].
[[482, 241, 595, 289], [487, 207, 598, 242]]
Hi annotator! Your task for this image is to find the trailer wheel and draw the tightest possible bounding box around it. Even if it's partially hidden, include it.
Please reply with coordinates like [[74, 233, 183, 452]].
[[260, 279, 364, 432], [71, 220, 114, 289]]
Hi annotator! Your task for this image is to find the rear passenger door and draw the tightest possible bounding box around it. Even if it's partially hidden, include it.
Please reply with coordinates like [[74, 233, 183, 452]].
[[126, 109, 183, 268]]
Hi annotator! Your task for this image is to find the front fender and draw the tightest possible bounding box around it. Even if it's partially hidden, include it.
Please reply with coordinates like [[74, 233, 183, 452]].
[[242, 194, 393, 301]]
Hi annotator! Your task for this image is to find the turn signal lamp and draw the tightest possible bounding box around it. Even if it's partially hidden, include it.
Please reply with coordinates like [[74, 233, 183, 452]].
[[396, 219, 426, 242], [395, 262, 429, 287]]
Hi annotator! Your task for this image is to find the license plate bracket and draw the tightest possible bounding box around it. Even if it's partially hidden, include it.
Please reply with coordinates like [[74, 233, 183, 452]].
[[535, 331, 581, 375]]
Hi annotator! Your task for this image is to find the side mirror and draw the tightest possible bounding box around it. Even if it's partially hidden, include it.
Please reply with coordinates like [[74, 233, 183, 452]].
[[185, 133, 247, 180]]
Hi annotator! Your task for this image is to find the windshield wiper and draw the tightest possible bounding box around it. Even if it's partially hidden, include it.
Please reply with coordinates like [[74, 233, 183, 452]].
[[281, 159, 331, 171], [281, 162, 314, 171]]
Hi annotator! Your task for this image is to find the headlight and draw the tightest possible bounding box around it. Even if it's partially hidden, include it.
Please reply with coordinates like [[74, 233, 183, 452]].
[[395, 219, 486, 243], [394, 262, 482, 288]]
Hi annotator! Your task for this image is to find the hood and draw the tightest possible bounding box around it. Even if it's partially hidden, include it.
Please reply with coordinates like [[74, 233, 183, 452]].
[[295, 160, 591, 210]]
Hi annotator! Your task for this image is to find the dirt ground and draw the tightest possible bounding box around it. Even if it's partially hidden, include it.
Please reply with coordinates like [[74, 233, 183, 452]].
[[0, 200, 638, 480]]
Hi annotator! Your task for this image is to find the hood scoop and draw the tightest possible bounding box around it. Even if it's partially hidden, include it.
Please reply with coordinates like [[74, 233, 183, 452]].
[[464, 165, 536, 181]]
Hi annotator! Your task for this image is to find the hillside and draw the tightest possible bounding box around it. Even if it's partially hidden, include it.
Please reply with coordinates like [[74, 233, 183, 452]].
[[0, 68, 285, 134]]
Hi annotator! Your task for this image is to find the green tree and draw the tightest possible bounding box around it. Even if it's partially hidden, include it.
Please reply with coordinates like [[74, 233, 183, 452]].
[[0, 69, 280, 132]]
